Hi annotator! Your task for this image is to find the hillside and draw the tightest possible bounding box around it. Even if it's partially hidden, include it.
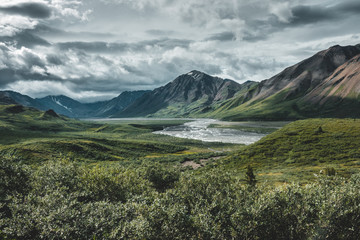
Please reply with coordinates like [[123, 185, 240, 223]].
[[207, 44, 360, 120], [223, 118, 360, 182], [251, 44, 360, 102], [90, 90, 150, 117], [0, 104, 94, 145], [116, 70, 253, 117], [302, 54, 360, 117]]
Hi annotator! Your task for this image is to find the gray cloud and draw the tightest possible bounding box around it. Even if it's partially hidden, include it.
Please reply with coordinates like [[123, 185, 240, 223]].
[[0, 2, 52, 19], [0, 30, 50, 48], [146, 29, 175, 36], [337, 1, 360, 14], [289, 5, 336, 25], [56, 38, 192, 53], [32, 24, 117, 41], [206, 32, 236, 41], [46, 54, 64, 66], [56, 41, 130, 53]]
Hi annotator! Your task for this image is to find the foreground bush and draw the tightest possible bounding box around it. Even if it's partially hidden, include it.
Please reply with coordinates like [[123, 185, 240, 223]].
[[1, 159, 360, 239]]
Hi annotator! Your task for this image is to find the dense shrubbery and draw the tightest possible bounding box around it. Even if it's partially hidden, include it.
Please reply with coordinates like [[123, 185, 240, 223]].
[[1, 158, 360, 239]]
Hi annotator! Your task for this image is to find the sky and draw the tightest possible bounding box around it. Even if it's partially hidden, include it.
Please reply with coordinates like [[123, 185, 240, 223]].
[[0, 0, 360, 102]]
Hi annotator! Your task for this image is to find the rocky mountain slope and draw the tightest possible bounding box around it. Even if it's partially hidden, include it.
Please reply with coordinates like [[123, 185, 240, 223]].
[[302, 53, 360, 117], [115, 70, 252, 117], [208, 44, 360, 120]]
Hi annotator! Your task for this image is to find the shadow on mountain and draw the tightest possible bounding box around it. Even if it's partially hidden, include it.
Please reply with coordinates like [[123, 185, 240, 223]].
[[301, 96, 360, 118], [5, 105, 26, 114], [117, 91, 170, 117]]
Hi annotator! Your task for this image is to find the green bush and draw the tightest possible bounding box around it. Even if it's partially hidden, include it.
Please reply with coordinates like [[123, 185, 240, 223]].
[[2, 160, 360, 239], [0, 158, 30, 200], [144, 163, 180, 192]]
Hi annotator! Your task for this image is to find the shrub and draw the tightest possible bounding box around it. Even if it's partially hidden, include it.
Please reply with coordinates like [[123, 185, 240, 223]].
[[245, 165, 256, 185], [0, 158, 30, 199], [144, 163, 180, 192], [2, 159, 360, 240]]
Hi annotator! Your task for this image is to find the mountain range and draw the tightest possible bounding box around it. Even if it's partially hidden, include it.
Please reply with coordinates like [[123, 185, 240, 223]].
[[0, 90, 149, 118], [1, 44, 360, 120]]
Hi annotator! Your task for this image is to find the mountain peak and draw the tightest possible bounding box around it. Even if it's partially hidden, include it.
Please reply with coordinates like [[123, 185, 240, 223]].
[[116, 71, 243, 117], [185, 70, 206, 80], [187, 70, 203, 74], [329, 44, 341, 49]]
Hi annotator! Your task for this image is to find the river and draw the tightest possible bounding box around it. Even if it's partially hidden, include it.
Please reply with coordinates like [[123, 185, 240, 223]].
[[154, 119, 272, 145], [86, 118, 288, 145]]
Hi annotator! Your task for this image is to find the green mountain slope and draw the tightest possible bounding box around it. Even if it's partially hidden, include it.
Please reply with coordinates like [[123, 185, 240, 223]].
[[222, 118, 360, 182]]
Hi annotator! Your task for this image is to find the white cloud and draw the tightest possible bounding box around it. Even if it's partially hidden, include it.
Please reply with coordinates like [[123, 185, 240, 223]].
[[269, 2, 293, 23], [0, 14, 38, 36], [5, 80, 119, 102]]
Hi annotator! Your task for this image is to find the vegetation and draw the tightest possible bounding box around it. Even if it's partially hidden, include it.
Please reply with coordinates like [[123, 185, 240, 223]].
[[223, 118, 360, 183], [1, 159, 360, 239], [0, 105, 235, 166], [1, 105, 360, 239]]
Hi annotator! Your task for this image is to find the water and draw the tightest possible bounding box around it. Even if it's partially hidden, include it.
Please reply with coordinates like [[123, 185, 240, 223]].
[[86, 118, 287, 145], [153, 119, 268, 145]]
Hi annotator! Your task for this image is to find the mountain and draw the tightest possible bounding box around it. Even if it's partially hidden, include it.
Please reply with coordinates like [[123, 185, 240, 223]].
[[251, 44, 360, 102], [0, 91, 45, 109], [115, 70, 250, 117], [303, 53, 360, 117], [0, 90, 149, 118], [209, 44, 360, 120], [89, 90, 150, 117], [36, 95, 92, 118], [0, 92, 17, 105]]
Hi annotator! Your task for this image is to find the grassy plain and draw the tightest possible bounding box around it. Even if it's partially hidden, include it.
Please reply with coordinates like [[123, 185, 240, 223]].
[[0, 105, 236, 167]]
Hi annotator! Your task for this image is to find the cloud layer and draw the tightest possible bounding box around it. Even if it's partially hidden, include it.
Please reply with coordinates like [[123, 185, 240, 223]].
[[0, 0, 360, 102]]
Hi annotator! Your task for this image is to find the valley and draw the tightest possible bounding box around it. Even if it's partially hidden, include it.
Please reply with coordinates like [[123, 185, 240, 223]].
[[2, 103, 360, 239]]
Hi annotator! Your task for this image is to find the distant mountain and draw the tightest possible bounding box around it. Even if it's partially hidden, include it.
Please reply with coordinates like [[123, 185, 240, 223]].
[[209, 44, 360, 120], [0, 90, 149, 118], [115, 70, 250, 117], [0, 92, 17, 105], [0, 91, 45, 109], [36, 95, 91, 118]]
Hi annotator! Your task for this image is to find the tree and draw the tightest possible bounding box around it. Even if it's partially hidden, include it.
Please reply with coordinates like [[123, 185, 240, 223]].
[[245, 165, 256, 185]]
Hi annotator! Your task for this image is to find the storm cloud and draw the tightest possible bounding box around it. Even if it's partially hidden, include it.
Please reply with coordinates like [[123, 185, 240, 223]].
[[0, 0, 360, 102], [0, 2, 52, 19]]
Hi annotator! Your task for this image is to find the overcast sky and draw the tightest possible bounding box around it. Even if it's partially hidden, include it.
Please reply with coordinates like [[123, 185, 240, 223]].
[[1, 0, 360, 102]]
